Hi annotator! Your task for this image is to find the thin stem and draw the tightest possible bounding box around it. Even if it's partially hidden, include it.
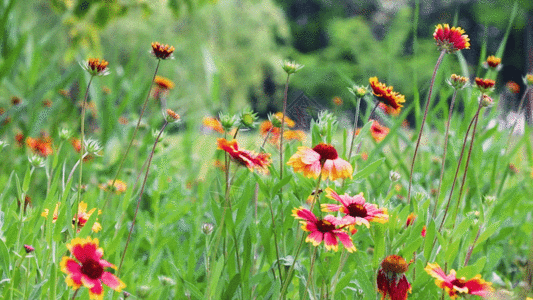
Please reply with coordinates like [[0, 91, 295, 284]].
[[71, 289, 79, 300], [432, 89, 458, 218], [347, 97, 362, 161], [408, 49, 447, 203], [267, 192, 284, 286], [302, 247, 318, 300], [77, 75, 94, 234], [66, 153, 89, 188], [330, 249, 349, 297], [102, 59, 161, 213], [118, 120, 168, 274], [367, 100, 380, 122], [279, 74, 291, 221], [464, 225, 483, 266]]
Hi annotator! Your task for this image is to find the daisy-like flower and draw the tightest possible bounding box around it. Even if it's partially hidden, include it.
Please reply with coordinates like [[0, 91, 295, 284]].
[[99, 179, 127, 195], [433, 24, 470, 53], [370, 120, 389, 142], [425, 263, 493, 299], [475, 77, 496, 93], [506, 81, 520, 94], [284, 130, 306, 142], [292, 207, 356, 252], [82, 58, 110, 76], [369, 77, 406, 112], [42, 202, 60, 222], [61, 237, 126, 299], [377, 255, 411, 300], [287, 143, 353, 181], [26, 134, 53, 157], [483, 55, 502, 71], [202, 117, 224, 133], [322, 187, 388, 233], [74, 201, 102, 233], [273, 112, 295, 128], [151, 42, 174, 60], [217, 138, 271, 174], [154, 76, 174, 90], [378, 102, 400, 116]]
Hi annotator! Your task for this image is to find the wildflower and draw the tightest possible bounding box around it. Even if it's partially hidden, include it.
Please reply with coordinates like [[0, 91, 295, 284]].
[[282, 60, 304, 74], [28, 155, 46, 168], [151, 42, 174, 60], [273, 112, 295, 128], [82, 58, 110, 76], [287, 143, 353, 181], [389, 171, 400, 182], [24, 244, 35, 253], [425, 262, 493, 299], [154, 76, 174, 90], [102, 86, 111, 95], [292, 207, 356, 252], [42, 99, 52, 108], [61, 237, 126, 299], [369, 77, 406, 112], [59, 128, 73, 140], [74, 201, 102, 233], [238, 109, 258, 129], [524, 74, 533, 86], [11, 96, 21, 106], [219, 113, 237, 132], [322, 188, 388, 233], [26, 135, 53, 157], [370, 120, 389, 142], [421, 225, 427, 237], [259, 120, 278, 137], [378, 102, 400, 116], [483, 55, 502, 71], [479, 94, 494, 108], [332, 96, 343, 106], [361, 152, 368, 161], [283, 130, 306, 142], [405, 213, 416, 227], [100, 180, 127, 195], [202, 117, 224, 133], [447, 74, 469, 90], [433, 24, 470, 53], [42, 202, 60, 222], [377, 255, 411, 300], [165, 109, 180, 123], [475, 77, 496, 93], [217, 138, 271, 174], [506, 81, 520, 94], [201, 223, 214, 235]]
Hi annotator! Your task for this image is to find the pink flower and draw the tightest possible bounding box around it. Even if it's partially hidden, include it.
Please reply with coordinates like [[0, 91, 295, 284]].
[[287, 143, 352, 181], [217, 138, 271, 174], [425, 263, 493, 299]]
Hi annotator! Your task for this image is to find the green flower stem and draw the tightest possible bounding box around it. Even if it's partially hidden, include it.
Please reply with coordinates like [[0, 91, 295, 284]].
[[367, 100, 380, 122], [463, 224, 483, 266], [347, 97, 362, 161], [118, 120, 168, 275], [408, 49, 447, 203], [302, 246, 318, 300], [76, 75, 94, 234], [102, 59, 161, 213], [330, 248, 349, 297], [279, 73, 291, 225], [432, 89, 458, 218]]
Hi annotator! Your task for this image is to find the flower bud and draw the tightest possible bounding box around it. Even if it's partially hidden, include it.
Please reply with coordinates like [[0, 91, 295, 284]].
[[28, 155, 45, 168], [84, 139, 103, 155], [165, 109, 180, 123], [59, 128, 73, 140], [524, 74, 533, 86], [447, 74, 469, 90], [282, 60, 304, 74], [202, 223, 214, 235], [239, 109, 258, 129], [389, 170, 401, 182], [348, 85, 368, 98], [479, 94, 494, 107]]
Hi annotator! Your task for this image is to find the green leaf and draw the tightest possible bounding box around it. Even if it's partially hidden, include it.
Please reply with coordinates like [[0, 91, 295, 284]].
[[208, 256, 224, 299], [0, 239, 9, 276], [353, 158, 385, 181], [222, 273, 241, 300], [272, 174, 292, 195], [457, 256, 486, 279], [423, 220, 436, 260], [22, 165, 32, 193]]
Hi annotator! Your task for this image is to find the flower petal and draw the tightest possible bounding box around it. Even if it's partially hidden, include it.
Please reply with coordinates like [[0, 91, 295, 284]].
[[102, 272, 126, 292]]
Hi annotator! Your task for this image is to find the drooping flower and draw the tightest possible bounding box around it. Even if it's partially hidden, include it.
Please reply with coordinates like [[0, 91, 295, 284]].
[[475, 77, 496, 93], [377, 255, 411, 300], [217, 138, 271, 174], [369, 77, 406, 112], [61, 237, 126, 299], [287, 143, 353, 181], [151, 42, 174, 60], [483, 55, 502, 70], [292, 207, 356, 252], [370, 120, 389, 142], [506, 81, 520, 94], [433, 24, 470, 53], [26, 134, 53, 157], [74, 201, 102, 233], [82, 58, 110, 76], [202, 117, 224, 133], [322, 188, 388, 233], [425, 263, 493, 299]]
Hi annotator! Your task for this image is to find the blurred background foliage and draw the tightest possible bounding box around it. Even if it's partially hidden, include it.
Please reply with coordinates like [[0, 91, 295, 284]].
[[1, 0, 533, 129]]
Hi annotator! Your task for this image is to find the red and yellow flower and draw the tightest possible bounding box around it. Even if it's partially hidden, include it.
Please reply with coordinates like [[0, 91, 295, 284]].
[[405, 213, 416, 227], [151, 42, 174, 60], [425, 263, 493, 299], [377, 255, 411, 300], [292, 207, 356, 252], [506, 81, 520, 94], [99, 179, 127, 195], [26, 134, 53, 157], [370, 120, 389, 142], [61, 237, 126, 300], [74, 201, 102, 233], [41, 202, 60, 222], [433, 24, 470, 53], [369, 77, 406, 112], [83, 58, 110, 76], [475, 77, 496, 93], [217, 138, 271, 174], [484, 55, 502, 70], [378, 103, 400, 116], [203, 117, 224, 133], [322, 187, 388, 233], [287, 143, 352, 181]]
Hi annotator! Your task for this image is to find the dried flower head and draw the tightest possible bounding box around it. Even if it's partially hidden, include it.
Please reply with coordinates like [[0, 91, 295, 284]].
[[11, 96, 21, 106], [433, 24, 470, 53], [83, 58, 110, 76], [475, 77, 496, 93], [151, 42, 175, 60], [369, 77, 406, 112], [447, 74, 469, 90], [282, 60, 304, 74]]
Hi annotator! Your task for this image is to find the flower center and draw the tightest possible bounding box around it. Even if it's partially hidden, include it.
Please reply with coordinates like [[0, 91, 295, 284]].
[[451, 278, 467, 288], [347, 203, 368, 218], [312, 143, 338, 162], [381, 255, 408, 274], [81, 259, 104, 280], [316, 220, 335, 233]]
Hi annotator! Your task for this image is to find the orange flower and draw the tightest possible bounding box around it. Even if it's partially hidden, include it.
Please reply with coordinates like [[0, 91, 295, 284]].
[[370, 120, 389, 142], [378, 102, 400, 116], [332, 96, 343, 106], [217, 138, 271, 174], [405, 213, 416, 227], [100, 180, 127, 195], [287, 143, 352, 181], [203, 117, 224, 133], [283, 130, 306, 142], [42, 99, 52, 107], [369, 77, 405, 112], [26, 134, 53, 157], [377, 255, 411, 300], [433, 24, 470, 53], [151, 42, 174, 60], [484, 55, 501, 69], [15, 133, 25, 147], [475, 77, 496, 93], [83, 58, 109, 76], [425, 263, 493, 299], [154, 76, 174, 90], [274, 112, 295, 128], [506, 81, 520, 94]]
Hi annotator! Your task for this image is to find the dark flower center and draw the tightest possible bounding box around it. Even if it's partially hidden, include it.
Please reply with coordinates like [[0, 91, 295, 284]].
[[81, 259, 104, 280], [316, 220, 335, 233], [347, 203, 368, 218], [451, 278, 467, 288], [312, 143, 338, 162], [381, 255, 408, 274]]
